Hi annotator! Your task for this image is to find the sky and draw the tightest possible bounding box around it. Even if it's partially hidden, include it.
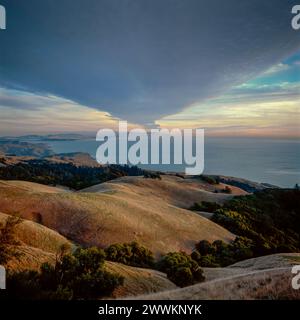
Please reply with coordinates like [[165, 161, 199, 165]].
[[0, 0, 299, 137]]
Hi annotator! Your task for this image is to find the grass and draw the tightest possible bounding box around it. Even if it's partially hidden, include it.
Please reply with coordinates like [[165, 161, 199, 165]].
[[105, 261, 176, 298], [0, 176, 235, 256], [134, 267, 300, 300], [284, 256, 300, 264]]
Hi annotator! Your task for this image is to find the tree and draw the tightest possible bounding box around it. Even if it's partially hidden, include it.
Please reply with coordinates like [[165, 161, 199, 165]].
[[195, 240, 215, 256], [105, 241, 155, 268], [4, 247, 124, 300], [157, 252, 205, 287], [0, 215, 22, 265]]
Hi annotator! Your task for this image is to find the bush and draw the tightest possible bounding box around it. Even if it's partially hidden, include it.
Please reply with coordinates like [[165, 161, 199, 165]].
[[143, 172, 161, 180], [105, 241, 155, 268], [190, 201, 221, 213], [200, 175, 219, 185], [231, 236, 254, 261], [192, 189, 300, 257], [192, 238, 255, 268], [195, 240, 215, 255], [193, 252, 220, 267], [0, 215, 22, 265], [211, 189, 300, 255], [222, 186, 232, 194], [157, 252, 205, 287], [3, 247, 124, 300]]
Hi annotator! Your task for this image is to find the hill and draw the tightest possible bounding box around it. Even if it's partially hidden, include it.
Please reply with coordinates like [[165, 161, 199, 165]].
[[0, 212, 72, 255], [0, 171, 299, 300], [1, 210, 176, 298], [0, 180, 69, 194], [0, 176, 236, 255], [105, 261, 177, 298], [0, 140, 53, 157], [133, 253, 300, 300]]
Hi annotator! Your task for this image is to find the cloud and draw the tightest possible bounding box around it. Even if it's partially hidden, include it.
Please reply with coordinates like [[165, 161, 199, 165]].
[[0, 0, 299, 124], [0, 88, 72, 110], [222, 82, 300, 103], [158, 97, 300, 137], [262, 63, 291, 76], [0, 88, 124, 135], [157, 73, 300, 137]]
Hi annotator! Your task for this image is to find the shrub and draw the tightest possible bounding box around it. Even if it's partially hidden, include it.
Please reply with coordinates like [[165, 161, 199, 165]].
[[190, 201, 221, 213], [3, 247, 124, 300], [192, 238, 254, 267], [4, 270, 41, 299], [200, 175, 219, 185], [105, 241, 155, 268], [212, 189, 300, 255], [143, 172, 161, 180], [231, 236, 254, 261], [0, 215, 22, 265], [157, 252, 205, 287], [222, 186, 232, 194], [195, 253, 220, 267], [195, 240, 215, 255]]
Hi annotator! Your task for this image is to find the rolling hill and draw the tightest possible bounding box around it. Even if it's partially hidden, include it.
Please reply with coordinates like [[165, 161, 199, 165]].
[[0, 176, 237, 256], [1, 209, 176, 298], [0, 171, 298, 300], [133, 253, 300, 300]]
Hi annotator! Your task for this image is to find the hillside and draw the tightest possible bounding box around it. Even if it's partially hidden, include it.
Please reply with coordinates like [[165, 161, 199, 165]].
[[105, 261, 177, 298], [0, 212, 72, 254], [45, 152, 102, 167], [5, 246, 176, 298], [0, 176, 236, 255], [1, 210, 176, 298], [0, 211, 72, 272], [0, 180, 70, 194], [0, 140, 53, 157], [133, 253, 300, 300], [81, 175, 247, 208], [1, 162, 296, 300], [6, 244, 176, 298]]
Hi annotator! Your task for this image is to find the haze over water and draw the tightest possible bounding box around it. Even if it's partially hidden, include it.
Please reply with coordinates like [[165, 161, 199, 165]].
[[42, 137, 299, 188]]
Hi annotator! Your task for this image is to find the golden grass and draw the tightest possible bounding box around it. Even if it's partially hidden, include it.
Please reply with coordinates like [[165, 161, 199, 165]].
[[105, 261, 176, 298], [6, 244, 176, 298], [6, 245, 56, 272], [0, 212, 72, 254], [0, 180, 69, 194], [133, 254, 300, 300], [135, 268, 300, 300], [0, 176, 235, 256]]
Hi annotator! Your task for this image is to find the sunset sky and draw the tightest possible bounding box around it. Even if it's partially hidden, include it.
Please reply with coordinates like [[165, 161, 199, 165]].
[[0, 0, 299, 137]]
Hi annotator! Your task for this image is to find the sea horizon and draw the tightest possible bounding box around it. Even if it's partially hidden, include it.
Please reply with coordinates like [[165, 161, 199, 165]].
[[21, 135, 300, 188]]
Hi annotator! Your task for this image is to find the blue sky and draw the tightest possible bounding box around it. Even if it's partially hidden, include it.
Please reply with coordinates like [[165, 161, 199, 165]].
[[0, 0, 299, 136]]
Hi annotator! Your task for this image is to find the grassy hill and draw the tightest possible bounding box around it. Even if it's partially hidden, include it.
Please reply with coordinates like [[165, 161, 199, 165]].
[[1, 209, 176, 298], [0, 212, 72, 254], [105, 261, 177, 298], [133, 253, 300, 300], [1, 158, 297, 300], [0, 176, 236, 255]]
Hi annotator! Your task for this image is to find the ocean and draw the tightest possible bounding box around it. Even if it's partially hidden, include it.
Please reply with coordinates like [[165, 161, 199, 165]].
[[42, 137, 299, 188]]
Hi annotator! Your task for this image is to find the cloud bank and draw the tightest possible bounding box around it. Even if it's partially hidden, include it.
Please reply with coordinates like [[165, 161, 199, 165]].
[[0, 0, 299, 124]]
